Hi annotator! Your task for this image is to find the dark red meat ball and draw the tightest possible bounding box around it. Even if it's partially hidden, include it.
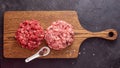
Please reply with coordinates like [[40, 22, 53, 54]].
[[15, 20, 44, 50]]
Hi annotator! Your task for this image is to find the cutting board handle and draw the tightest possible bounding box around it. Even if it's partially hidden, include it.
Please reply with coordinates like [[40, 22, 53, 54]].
[[74, 29, 118, 40]]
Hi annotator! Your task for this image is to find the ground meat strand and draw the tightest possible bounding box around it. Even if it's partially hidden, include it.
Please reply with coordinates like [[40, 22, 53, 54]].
[[15, 20, 44, 50], [45, 20, 74, 50]]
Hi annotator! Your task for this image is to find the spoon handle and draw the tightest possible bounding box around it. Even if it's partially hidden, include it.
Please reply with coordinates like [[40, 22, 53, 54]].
[[25, 54, 40, 63]]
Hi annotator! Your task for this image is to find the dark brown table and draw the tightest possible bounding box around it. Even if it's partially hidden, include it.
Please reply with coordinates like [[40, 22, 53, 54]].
[[0, 0, 120, 68]]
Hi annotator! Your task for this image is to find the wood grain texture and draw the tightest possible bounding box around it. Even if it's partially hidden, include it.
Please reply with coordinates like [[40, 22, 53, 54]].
[[4, 11, 118, 58]]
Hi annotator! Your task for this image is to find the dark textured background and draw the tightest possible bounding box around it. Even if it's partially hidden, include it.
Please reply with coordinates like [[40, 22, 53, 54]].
[[0, 0, 120, 68]]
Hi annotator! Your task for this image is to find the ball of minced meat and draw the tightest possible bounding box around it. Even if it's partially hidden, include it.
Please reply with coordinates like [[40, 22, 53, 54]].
[[15, 20, 44, 50], [45, 20, 74, 50]]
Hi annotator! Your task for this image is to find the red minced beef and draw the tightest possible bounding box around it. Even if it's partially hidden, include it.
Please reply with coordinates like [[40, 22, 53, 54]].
[[44, 20, 74, 50], [15, 20, 44, 50]]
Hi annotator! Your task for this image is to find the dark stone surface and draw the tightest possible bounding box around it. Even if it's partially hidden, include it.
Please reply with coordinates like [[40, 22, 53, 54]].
[[0, 0, 120, 68]]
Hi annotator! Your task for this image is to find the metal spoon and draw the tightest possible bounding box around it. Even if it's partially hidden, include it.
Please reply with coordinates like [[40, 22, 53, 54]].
[[25, 46, 50, 63]]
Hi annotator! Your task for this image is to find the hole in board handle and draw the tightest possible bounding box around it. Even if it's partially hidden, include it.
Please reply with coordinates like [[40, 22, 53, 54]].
[[108, 32, 114, 37]]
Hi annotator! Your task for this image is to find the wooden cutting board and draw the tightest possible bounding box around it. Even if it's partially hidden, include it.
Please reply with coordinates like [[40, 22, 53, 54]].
[[4, 11, 118, 58]]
